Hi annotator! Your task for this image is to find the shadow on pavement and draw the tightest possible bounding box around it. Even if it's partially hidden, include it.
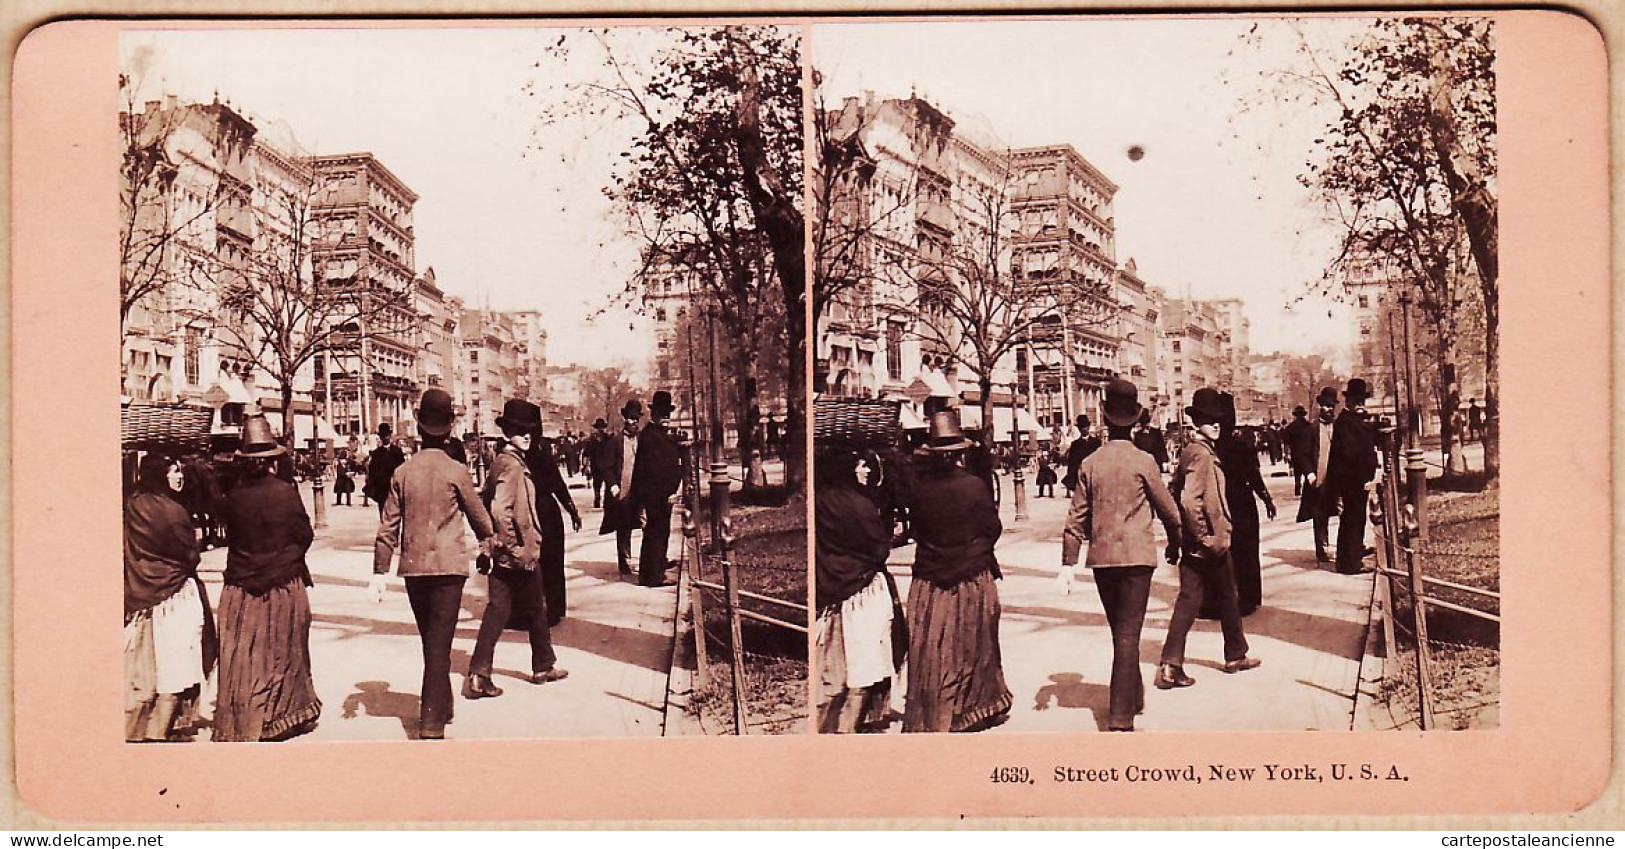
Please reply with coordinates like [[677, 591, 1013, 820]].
[[340, 681, 423, 740], [1032, 672, 1111, 731]]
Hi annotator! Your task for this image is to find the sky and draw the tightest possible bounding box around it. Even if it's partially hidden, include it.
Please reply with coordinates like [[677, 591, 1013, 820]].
[[813, 17, 1365, 362], [122, 25, 674, 378], [123, 19, 1366, 375]]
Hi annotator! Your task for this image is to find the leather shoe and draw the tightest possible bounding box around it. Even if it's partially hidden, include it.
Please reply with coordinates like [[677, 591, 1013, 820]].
[[418, 728, 445, 740], [1338, 564, 1376, 575], [530, 668, 570, 684], [1224, 656, 1263, 674], [1154, 664, 1195, 689], [641, 578, 677, 588], [617, 562, 633, 576], [462, 674, 503, 699], [1315, 549, 1331, 563]]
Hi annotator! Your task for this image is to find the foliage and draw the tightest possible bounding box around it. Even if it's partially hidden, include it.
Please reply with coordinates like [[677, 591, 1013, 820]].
[[526, 26, 805, 491], [1237, 17, 1498, 478]]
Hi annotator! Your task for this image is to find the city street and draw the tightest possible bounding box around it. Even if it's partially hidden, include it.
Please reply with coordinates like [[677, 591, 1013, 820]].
[[887, 455, 1380, 734], [196, 473, 679, 741]]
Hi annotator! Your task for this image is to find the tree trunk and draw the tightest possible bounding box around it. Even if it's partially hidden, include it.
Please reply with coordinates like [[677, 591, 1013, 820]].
[[280, 382, 297, 443], [977, 373, 998, 503], [730, 318, 767, 494]]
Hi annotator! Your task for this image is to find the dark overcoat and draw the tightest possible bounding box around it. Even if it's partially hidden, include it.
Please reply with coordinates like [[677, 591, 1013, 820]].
[[596, 431, 643, 535]]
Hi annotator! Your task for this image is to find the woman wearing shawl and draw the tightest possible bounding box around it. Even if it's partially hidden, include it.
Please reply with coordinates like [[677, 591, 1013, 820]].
[[903, 411, 1013, 733], [1205, 392, 1275, 618], [815, 449, 902, 733], [213, 416, 322, 742], [125, 452, 217, 742]]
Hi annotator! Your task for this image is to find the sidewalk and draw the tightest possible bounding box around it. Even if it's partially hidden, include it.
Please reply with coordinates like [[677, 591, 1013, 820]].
[[197, 474, 678, 741], [886, 458, 1374, 733]]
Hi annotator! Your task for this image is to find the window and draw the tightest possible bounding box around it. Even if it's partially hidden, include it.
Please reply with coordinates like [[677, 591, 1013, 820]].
[[1171, 341, 1181, 352], [1358, 295, 1370, 309], [886, 323, 903, 382], [184, 327, 202, 385]]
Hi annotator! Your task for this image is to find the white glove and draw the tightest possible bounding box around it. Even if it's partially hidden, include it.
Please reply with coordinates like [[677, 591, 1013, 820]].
[[367, 574, 387, 604], [1056, 564, 1076, 596]]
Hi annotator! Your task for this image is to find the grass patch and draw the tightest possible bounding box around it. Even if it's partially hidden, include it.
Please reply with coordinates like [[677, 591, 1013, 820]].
[[1378, 487, 1499, 729]]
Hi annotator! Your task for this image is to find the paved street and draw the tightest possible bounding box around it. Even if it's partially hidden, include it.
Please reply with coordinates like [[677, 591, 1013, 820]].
[[887, 454, 1378, 733], [198, 473, 679, 741]]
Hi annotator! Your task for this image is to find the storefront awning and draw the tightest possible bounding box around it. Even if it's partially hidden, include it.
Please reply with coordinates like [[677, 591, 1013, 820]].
[[958, 406, 1045, 442]]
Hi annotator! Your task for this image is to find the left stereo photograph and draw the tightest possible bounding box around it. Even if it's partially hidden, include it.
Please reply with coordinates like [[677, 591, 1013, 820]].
[[117, 23, 810, 743]]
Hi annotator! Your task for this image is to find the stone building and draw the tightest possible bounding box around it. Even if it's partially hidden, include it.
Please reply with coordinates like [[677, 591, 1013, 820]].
[[306, 152, 421, 439]]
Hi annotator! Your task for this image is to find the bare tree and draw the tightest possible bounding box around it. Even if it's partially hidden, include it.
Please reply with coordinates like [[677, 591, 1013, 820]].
[[210, 178, 414, 442]]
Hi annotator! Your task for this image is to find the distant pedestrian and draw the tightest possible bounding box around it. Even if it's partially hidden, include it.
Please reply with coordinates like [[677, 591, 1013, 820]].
[[466, 399, 569, 701], [1293, 390, 1340, 563], [1035, 451, 1058, 498], [1324, 379, 1380, 575], [597, 402, 644, 576], [631, 390, 683, 588], [1468, 399, 1484, 443], [586, 417, 610, 508], [372, 389, 496, 740], [1155, 388, 1261, 691], [214, 416, 321, 742], [1062, 415, 1101, 496], [1131, 408, 1169, 471], [903, 410, 1012, 733], [332, 453, 355, 505], [1058, 380, 1181, 732], [364, 423, 406, 520], [527, 417, 583, 625], [1281, 405, 1313, 496], [766, 414, 782, 459]]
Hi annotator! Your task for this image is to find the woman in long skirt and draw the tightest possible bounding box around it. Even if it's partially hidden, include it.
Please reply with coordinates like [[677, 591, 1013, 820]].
[[125, 452, 217, 742], [214, 417, 322, 742], [903, 412, 1012, 733]]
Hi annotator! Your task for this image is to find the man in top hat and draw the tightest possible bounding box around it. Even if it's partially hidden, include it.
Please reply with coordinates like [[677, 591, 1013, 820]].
[[1059, 379, 1182, 731], [372, 389, 496, 740], [1324, 378, 1380, 574], [631, 390, 684, 588], [596, 399, 644, 576], [1062, 414, 1101, 496], [585, 417, 610, 509], [364, 422, 407, 520], [1155, 387, 1262, 691]]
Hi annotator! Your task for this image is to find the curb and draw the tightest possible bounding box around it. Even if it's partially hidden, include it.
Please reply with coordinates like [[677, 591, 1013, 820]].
[[662, 557, 709, 736]]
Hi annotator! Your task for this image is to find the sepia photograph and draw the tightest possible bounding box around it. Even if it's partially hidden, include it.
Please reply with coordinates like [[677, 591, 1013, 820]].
[[812, 16, 1500, 735], [116, 22, 808, 743]]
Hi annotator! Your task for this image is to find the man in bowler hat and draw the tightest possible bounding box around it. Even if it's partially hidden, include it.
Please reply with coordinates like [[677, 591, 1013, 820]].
[[1293, 388, 1341, 561], [1058, 379, 1182, 731], [372, 389, 496, 739], [1324, 379, 1380, 574], [365, 422, 406, 520], [631, 390, 684, 587], [1062, 414, 1101, 495]]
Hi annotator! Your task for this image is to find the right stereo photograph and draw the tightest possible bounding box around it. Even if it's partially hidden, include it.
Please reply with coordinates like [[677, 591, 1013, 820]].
[[810, 16, 1499, 735]]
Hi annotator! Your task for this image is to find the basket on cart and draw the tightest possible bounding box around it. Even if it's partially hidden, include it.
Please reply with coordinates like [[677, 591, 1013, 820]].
[[814, 398, 901, 451]]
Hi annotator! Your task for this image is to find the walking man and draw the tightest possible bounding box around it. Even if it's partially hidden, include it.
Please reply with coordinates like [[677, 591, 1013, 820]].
[[1131, 408, 1169, 472], [1281, 405, 1312, 496], [1058, 379, 1181, 732], [597, 400, 643, 576], [1325, 379, 1380, 575], [364, 423, 406, 519], [631, 390, 683, 588], [1294, 389, 1339, 563], [1155, 387, 1262, 690], [586, 417, 610, 508], [372, 389, 496, 740], [1062, 414, 1101, 496]]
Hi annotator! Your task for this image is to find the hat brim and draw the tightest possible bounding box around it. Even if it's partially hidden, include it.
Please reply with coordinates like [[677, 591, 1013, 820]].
[[1103, 404, 1142, 428], [418, 420, 454, 437], [922, 437, 975, 452], [1185, 406, 1224, 424], [495, 416, 540, 431], [235, 444, 287, 458]]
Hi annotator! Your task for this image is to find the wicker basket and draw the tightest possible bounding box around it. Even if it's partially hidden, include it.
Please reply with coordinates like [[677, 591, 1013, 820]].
[[814, 398, 900, 449], [121, 403, 214, 453]]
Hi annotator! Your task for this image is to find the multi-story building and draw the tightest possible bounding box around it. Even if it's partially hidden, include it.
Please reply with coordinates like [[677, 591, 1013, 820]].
[[120, 96, 330, 443], [1161, 297, 1233, 421], [306, 152, 420, 439], [507, 310, 550, 403], [412, 268, 464, 418], [460, 307, 521, 435]]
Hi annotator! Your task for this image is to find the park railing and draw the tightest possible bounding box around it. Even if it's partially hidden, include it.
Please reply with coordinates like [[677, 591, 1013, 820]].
[[1370, 428, 1501, 730], [676, 444, 808, 735]]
